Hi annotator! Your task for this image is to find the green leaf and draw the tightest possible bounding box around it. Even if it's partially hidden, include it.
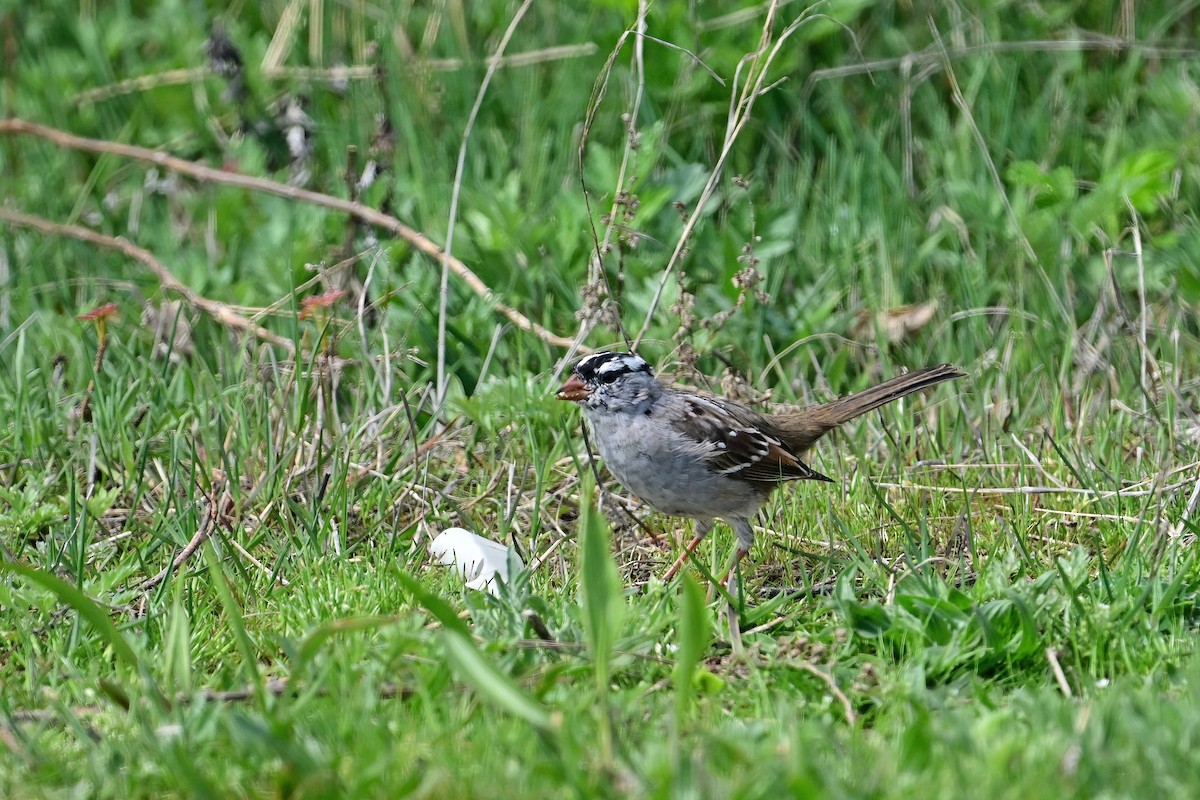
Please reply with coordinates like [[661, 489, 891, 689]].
[[1006, 161, 1076, 209], [1, 561, 140, 670], [578, 477, 625, 764], [844, 600, 893, 638], [393, 567, 472, 638], [394, 565, 554, 732], [441, 629, 553, 732], [97, 677, 132, 711], [295, 616, 400, 677], [693, 668, 726, 695], [1115, 149, 1175, 213], [579, 480, 625, 685], [1046, 166, 1077, 203], [1006, 160, 1047, 189], [163, 587, 193, 694], [202, 543, 266, 710], [673, 572, 711, 719]]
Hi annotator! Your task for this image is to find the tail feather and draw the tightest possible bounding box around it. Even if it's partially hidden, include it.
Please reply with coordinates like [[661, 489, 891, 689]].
[[818, 363, 965, 424], [771, 364, 965, 452]]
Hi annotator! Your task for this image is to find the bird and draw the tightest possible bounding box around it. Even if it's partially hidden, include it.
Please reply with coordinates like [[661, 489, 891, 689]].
[[556, 351, 964, 588]]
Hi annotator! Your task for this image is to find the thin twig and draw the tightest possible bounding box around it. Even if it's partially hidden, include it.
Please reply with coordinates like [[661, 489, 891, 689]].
[[571, 0, 653, 357], [874, 479, 1195, 499], [8, 678, 414, 725], [633, 2, 832, 346], [804, 36, 1197, 90], [264, 43, 600, 80], [1169, 474, 1200, 543], [72, 66, 206, 105], [790, 662, 857, 724], [1009, 432, 1067, 488], [1105, 241, 1200, 432], [261, 0, 305, 72], [139, 496, 217, 593], [1129, 202, 1150, 411], [1045, 647, 1073, 697], [227, 537, 291, 587], [1035, 507, 1149, 526]]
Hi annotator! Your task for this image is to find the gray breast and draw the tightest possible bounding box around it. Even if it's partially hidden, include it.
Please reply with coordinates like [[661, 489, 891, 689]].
[[585, 410, 768, 519]]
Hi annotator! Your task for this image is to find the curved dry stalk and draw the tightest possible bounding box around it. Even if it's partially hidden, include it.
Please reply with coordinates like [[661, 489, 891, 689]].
[[0, 208, 299, 354], [140, 496, 217, 593], [803, 38, 1199, 94], [0, 118, 580, 351], [261, 44, 601, 82], [791, 661, 857, 724]]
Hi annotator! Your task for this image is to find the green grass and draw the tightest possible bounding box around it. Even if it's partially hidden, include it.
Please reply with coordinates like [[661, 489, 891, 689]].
[[2, 0, 1200, 797]]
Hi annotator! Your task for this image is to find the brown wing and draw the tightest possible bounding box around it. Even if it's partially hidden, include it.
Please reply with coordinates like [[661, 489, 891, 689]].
[[673, 395, 832, 483]]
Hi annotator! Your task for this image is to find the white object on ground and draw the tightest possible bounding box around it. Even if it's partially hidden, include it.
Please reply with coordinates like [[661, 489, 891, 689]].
[[429, 527, 521, 595]]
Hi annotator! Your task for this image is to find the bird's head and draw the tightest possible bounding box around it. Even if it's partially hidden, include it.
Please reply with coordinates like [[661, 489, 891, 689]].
[[556, 351, 659, 413]]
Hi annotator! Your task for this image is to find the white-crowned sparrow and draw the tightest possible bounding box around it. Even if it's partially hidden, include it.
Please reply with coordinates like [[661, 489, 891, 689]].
[[557, 351, 964, 585]]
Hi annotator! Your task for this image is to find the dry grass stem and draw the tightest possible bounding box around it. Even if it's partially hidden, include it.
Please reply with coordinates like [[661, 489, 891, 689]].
[[436, 0, 534, 409]]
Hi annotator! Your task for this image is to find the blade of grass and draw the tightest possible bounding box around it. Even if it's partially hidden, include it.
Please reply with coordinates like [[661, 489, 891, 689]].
[[1, 561, 139, 670], [201, 542, 267, 711], [396, 566, 554, 731], [393, 567, 472, 637], [578, 476, 624, 765], [441, 628, 554, 732], [673, 572, 710, 725]]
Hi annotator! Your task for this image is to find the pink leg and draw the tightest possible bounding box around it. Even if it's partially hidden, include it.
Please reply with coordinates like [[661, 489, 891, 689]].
[[662, 520, 713, 582], [720, 543, 750, 652], [715, 544, 751, 591], [715, 519, 756, 589]]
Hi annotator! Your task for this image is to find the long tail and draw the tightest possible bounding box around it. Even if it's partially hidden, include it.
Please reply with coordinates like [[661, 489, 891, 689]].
[[771, 363, 965, 452]]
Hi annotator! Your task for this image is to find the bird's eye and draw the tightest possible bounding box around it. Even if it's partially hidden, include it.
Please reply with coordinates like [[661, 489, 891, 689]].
[[599, 370, 622, 384]]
